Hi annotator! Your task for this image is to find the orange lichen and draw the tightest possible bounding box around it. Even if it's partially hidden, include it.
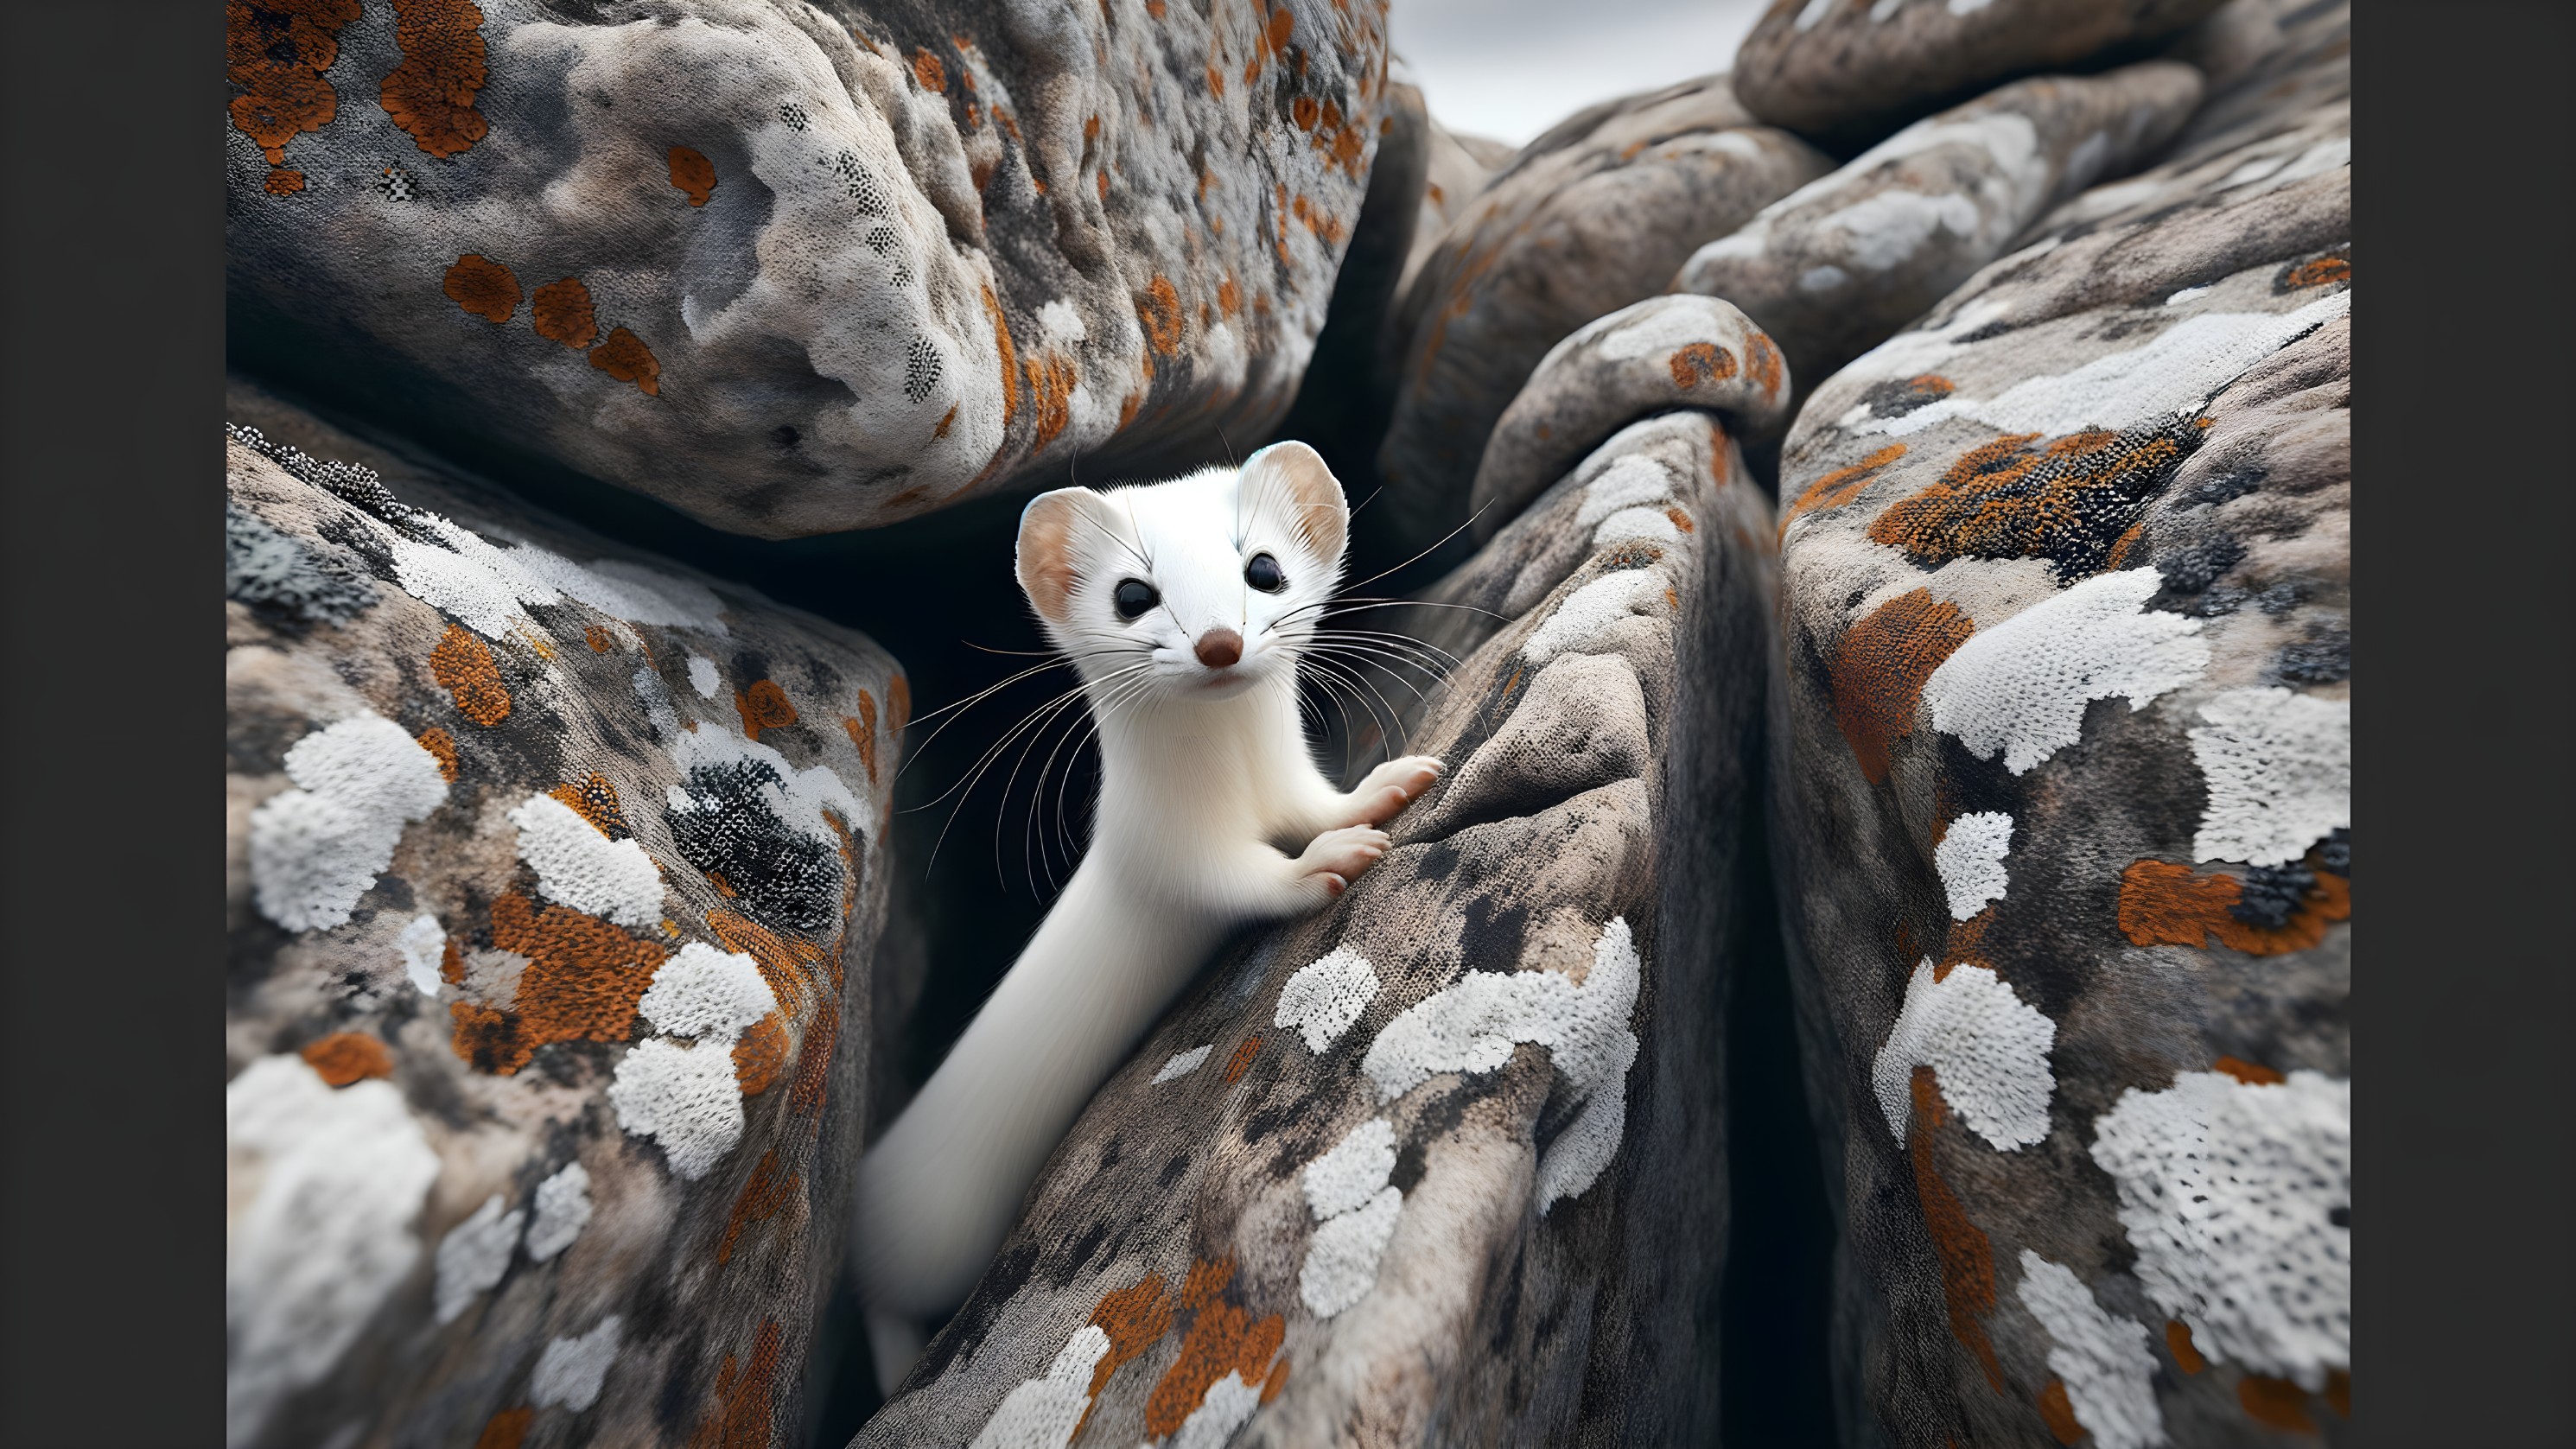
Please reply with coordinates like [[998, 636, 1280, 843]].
[[2165, 1319, 2206, 1374], [1665, 506, 1695, 533], [934, 405, 958, 439], [1072, 1272, 1175, 1433], [548, 772, 627, 836], [583, 624, 616, 653], [1222, 1034, 1260, 1084], [443, 254, 521, 324], [381, 0, 489, 159], [1143, 1260, 1286, 1437], [1867, 425, 2193, 575], [715, 1148, 797, 1266], [735, 679, 799, 740], [913, 47, 946, 92], [1261, 1355, 1290, 1402], [1021, 353, 1078, 450], [2282, 255, 2350, 289], [689, 1319, 785, 1449], [1668, 342, 1737, 389], [532, 276, 598, 349], [2116, 861, 2350, 956], [472, 1408, 533, 1449], [2237, 1375, 2317, 1433], [2211, 1055, 2287, 1086], [417, 726, 459, 781], [983, 284, 1020, 429], [734, 1013, 790, 1096], [2325, 1369, 2350, 1418], [668, 145, 717, 206], [1911, 1067, 2007, 1394], [1140, 275, 1184, 355], [451, 892, 666, 1075], [227, 0, 360, 196], [1098, 169, 1110, 202], [2036, 1380, 2083, 1444], [1292, 94, 1320, 130], [785, 1000, 839, 1119], [1217, 274, 1242, 315], [1829, 588, 1975, 785], [1784, 442, 1907, 532], [589, 327, 662, 397], [844, 691, 880, 785], [1745, 333, 1784, 397], [431, 623, 512, 724], [1267, 6, 1294, 48], [300, 1032, 394, 1085], [707, 908, 822, 1014], [887, 675, 911, 732]]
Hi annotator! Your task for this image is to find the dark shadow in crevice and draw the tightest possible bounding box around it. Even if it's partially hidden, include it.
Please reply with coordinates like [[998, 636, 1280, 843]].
[[1720, 804, 1841, 1447]]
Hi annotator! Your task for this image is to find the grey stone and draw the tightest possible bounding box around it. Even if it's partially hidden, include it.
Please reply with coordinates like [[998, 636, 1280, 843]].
[[1731, 0, 2226, 152], [1765, 3, 2349, 1442], [1372, 73, 1830, 553], [225, 380, 897, 1449], [856, 408, 1777, 1447], [1672, 61, 2204, 400], [226, 0, 1395, 537]]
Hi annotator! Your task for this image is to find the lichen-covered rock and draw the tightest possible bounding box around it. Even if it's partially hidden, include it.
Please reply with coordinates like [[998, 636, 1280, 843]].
[[1765, 4, 2350, 1445], [225, 382, 900, 1449], [1672, 61, 2203, 398], [1730, 0, 2226, 152], [1396, 108, 1508, 303], [1372, 73, 1830, 552], [856, 406, 1777, 1447], [1468, 294, 1792, 542], [226, 0, 1393, 538]]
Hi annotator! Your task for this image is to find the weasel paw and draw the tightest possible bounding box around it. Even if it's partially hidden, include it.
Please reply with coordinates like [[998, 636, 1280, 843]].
[[1347, 755, 1445, 826], [1300, 824, 1390, 897]]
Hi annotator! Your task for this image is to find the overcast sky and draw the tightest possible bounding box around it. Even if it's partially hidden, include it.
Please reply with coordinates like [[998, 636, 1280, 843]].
[[1388, 0, 1774, 146]]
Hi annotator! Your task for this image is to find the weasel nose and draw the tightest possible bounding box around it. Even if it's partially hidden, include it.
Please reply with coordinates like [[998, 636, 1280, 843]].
[[1194, 627, 1244, 669]]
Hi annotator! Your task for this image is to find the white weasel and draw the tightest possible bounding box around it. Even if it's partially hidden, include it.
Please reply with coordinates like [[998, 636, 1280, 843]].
[[854, 442, 1441, 1389]]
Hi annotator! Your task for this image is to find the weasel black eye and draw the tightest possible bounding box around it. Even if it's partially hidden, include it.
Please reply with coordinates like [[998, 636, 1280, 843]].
[[1113, 578, 1159, 620], [1244, 553, 1286, 593]]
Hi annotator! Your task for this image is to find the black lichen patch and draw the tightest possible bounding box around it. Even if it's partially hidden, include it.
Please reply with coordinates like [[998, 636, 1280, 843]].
[[2182, 459, 2266, 508], [1867, 416, 2206, 582], [1860, 375, 1956, 419], [2230, 860, 2318, 930], [668, 759, 844, 931], [2275, 621, 2350, 683], [2316, 826, 2349, 878], [2153, 532, 2247, 597], [229, 424, 417, 521], [227, 499, 377, 629]]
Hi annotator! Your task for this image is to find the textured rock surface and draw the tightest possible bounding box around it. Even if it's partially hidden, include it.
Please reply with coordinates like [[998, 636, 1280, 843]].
[[1672, 61, 2203, 399], [225, 383, 899, 1449], [227, 0, 1393, 537], [1731, 0, 2226, 151], [1765, 3, 2350, 1445], [1468, 294, 1793, 542], [857, 406, 1777, 1447], [1373, 73, 1830, 551]]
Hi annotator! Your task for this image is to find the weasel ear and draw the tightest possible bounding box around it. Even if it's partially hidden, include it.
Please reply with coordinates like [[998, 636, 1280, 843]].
[[1016, 487, 1102, 626], [1243, 440, 1347, 566]]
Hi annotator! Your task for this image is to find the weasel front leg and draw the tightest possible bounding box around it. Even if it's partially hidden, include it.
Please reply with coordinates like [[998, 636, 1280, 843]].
[[1329, 754, 1446, 829], [1225, 825, 1390, 916]]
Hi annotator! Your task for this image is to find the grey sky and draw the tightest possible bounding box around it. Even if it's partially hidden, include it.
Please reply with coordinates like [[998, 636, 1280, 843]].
[[1388, 0, 1774, 145]]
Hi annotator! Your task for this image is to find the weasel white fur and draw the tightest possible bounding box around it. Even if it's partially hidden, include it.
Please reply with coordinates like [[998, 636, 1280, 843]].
[[853, 442, 1441, 1390]]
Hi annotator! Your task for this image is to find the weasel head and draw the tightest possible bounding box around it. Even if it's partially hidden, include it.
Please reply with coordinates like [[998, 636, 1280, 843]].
[[1015, 441, 1348, 706]]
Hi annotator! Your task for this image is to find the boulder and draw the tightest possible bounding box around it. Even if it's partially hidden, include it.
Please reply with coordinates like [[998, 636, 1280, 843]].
[[225, 381, 900, 1449], [1467, 294, 1794, 543], [1730, 0, 2226, 153], [226, 0, 1394, 538], [1764, 3, 2350, 1444], [856, 404, 1778, 1447], [1671, 61, 2204, 402], [1372, 73, 1830, 554]]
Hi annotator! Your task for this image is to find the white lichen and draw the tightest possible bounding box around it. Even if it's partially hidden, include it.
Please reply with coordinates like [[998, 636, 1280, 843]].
[[249, 713, 450, 932], [608, 1037, 747, 1180], [2188, 688, 2350, 867], [1871, 959, 2058, 1151], [507, 791, 665, 929], [396, 914, 448, 996], [966, 1325, 1110, 1449], [1923, 569, 2208, 774], [1934, 810, 2015, 921], [432, 1192, 525, 1325], [2090, 1070, 2350, 1389], [2016, 1252, 2166, 1449], [1520, 570, 1666, 666], [1299, 1185, 1404, 1319], [1275, 948, 1382, 1052], [226, 1055, 441, 1449], [1168, 1370, 1266, 1449], [639, 942, 777, 1042], [523, 1161, 594, 1264], [531, 1314, 624, 1412], [1151, 1045, 1214, 1084]]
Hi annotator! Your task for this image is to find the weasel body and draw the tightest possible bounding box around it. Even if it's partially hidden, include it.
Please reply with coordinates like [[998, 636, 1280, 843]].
[[855, 442, 1440, 1385]]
